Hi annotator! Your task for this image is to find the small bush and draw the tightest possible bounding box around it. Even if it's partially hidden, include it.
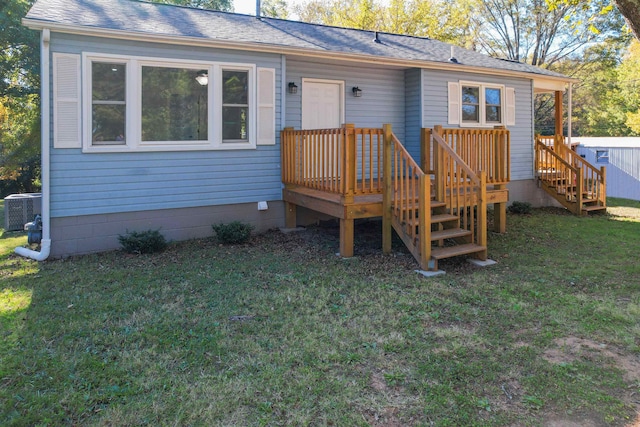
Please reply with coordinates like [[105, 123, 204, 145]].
[[118, 229, 167, 254], [507, 201, 533, 215], [212, 221, 253, 244]]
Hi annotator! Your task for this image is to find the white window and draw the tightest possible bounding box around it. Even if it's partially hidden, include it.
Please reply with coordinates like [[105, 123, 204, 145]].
[[91, 61, 127, 145], [449, 81, 515, 127], [81, 53, 273, 152]]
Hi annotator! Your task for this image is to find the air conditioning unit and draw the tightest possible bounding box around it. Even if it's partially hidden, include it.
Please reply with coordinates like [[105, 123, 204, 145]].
[[4, 193, 42, 232]]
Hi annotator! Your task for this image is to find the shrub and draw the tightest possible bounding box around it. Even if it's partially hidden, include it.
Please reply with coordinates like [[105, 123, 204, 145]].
[[212, 221, 253, 244], [118, 229, 167, 254], [507, 201, 533, 215]]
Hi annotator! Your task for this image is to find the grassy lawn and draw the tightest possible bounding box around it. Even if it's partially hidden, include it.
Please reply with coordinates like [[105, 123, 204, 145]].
[[1, 199, 640, 426]]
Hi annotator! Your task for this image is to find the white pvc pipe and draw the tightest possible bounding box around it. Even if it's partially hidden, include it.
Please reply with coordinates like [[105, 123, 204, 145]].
[[15, 28, 51, 261]]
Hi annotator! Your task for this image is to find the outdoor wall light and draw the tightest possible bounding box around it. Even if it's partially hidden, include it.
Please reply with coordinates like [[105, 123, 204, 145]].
[[352, 86, 362, 97], [195, 70, 209, 86], [288, 82, 298, 94]]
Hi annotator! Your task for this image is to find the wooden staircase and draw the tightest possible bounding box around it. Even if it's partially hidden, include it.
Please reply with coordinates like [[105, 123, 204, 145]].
[[382, 126, 487, 271], [535, 136, 606, 215]]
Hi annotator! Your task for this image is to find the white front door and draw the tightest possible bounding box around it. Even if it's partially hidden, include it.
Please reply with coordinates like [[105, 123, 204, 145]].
[[301, 79, 344, 129]]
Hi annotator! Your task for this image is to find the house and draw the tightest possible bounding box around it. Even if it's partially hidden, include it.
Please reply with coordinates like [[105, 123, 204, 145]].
[[574, 137, 640, 201], [19, 0, 595, 268]]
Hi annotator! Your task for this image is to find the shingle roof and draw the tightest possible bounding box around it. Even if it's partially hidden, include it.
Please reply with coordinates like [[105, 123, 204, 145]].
[[24, 0, 570, 80]]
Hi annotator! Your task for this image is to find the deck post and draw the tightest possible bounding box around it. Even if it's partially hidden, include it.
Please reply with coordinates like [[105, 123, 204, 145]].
[[555, 91, 563, 137], [340, 218, 355, 258], [382, 124, 393, 254], [281, 127, 294, 185], [420, 128, 431, 173], [476, 171, 488, 260], [343, 123, 356, 202], [433, 125, 444, 201], [576, 167, 584, 215], [493, 184, 507, 234], [600, 166, 606, 207], [418, 173, 430, 268], [339, 124, 356, 258], [285, 202, 297, 228]]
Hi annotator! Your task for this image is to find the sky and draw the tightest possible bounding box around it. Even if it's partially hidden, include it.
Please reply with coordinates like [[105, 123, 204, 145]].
[[233, 0, 304, 16]]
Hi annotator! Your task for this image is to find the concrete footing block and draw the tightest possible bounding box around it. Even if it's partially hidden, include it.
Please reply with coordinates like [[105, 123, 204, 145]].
[[415, 269, 446, 277], [468, 258, 497, 267]]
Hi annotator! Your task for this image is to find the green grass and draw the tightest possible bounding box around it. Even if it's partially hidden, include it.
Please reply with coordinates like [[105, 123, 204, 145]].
[[1, 199, 640, 426]]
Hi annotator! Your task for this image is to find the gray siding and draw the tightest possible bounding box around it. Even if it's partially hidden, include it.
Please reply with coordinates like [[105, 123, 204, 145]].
[[285, 59, 406, 141], [49, 33, 283, 218], [421, 69, 534, 181], [404, 68, 422, 159], [50, 201, 285, 258], [577, 146, 640, 201]]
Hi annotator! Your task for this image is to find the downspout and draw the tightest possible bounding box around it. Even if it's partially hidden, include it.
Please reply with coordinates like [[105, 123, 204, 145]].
[[15, 28, 51, 261], [567, 82, 573, 146]]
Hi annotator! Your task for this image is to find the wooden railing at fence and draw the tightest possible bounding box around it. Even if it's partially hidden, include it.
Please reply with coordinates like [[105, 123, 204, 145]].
[[423, 127, 510, 185], [281, 125, 383, 196], [534, 136, 607, 212]]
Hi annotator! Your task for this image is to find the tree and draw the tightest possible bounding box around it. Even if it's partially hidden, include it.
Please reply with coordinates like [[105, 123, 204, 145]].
[[0, 95, 41, 195], [474, 0, 621, 68], [147, 0, 232, 11], [0, 0, 39, 97], [261, 0, 289, 18], [0, 0, 41, 196], [613, 0, 640, 40], [294, 0, 477, 46], [620, 40, 640, 133]]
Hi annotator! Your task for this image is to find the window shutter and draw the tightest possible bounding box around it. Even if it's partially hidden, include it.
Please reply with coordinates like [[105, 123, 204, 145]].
[[256, 67, 276, 145], [447, 81, 460, 125], [505, 87, 516, 126], [53, 53, 81, 148]]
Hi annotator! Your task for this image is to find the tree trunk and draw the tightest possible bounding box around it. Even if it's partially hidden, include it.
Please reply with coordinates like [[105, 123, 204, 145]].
[[614, 0, 640, 40]]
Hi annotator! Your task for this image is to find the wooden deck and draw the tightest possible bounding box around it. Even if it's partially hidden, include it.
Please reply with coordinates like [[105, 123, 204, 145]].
[[283, 182, 509, 258], [281, 124, 511, 269]]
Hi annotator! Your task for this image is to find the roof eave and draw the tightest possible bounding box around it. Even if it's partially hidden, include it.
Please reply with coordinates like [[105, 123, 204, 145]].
[[23, 18, 576, 84]]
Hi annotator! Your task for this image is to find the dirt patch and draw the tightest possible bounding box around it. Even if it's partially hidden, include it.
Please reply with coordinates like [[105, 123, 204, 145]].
[[541, 337, 640, 427], [544, 337, 640, 383], [364, 372, 415, 426]]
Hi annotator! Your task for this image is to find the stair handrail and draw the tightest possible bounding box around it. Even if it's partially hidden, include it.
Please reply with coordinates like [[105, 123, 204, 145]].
[[432, 127, 487, 258], [535, 137, 582, 214], [535, 136, 607, 213], [382, 125, 431, 268], [553, 139, 607, 207]]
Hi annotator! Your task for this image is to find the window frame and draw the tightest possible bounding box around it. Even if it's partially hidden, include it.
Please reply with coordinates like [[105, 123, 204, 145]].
[[458, 81, 506, 128], [82, 53, 256, 153], [596, 149, 609, 163]]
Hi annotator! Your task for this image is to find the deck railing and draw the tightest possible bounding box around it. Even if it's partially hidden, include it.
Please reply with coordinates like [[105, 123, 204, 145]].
[[281, 125, 383, 197], [423, 127, 510, 185], [535, 135, 606, 213]]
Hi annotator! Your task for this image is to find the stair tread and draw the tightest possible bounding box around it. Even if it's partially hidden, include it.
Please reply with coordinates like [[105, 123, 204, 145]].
[[431, 243, 486, 260], [582, 205, 606, 212], [431, 228, 472, 241], [431, 214, 459, 224]]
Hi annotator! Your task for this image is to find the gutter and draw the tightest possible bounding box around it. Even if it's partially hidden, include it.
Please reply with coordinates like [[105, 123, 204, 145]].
[[15, 28, 51, 261], [21, 18, 578, 85]]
